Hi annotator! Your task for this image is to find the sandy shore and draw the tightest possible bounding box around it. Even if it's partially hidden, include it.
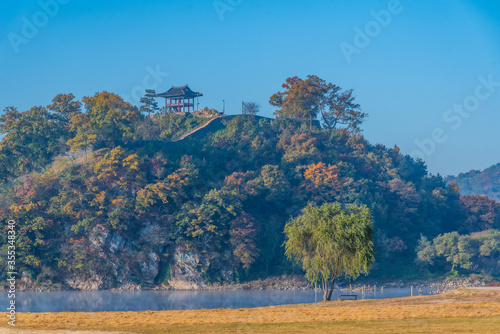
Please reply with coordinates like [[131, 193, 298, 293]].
[[0, 330, 131, 334], [1, 288, 499, 333]]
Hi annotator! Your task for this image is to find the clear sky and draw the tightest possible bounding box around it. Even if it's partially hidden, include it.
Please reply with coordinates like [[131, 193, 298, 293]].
[[1, 0, 499, 176]]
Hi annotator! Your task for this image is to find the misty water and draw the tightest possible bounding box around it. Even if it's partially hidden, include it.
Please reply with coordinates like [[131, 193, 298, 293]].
[[4, 288, 433, 312]]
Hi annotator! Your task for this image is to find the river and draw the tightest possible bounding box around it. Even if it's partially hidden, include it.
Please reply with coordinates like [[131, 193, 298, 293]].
[[3, 288, 433, 312]]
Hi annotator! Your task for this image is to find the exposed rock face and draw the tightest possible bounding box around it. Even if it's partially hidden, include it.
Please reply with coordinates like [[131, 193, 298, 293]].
[[64, 273, 113, 290], [168, 246, 207, 289], [20, 222, 235, 290], [109, 234, 125, 254], [138, 251, 160, 285], [89, 225, 109, 248], [221, 269, 234, 282], [138, 222, 169, 253]]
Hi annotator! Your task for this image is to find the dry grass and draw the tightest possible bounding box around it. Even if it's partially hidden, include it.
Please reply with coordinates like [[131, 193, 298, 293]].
[[3, 289, 500, 334]]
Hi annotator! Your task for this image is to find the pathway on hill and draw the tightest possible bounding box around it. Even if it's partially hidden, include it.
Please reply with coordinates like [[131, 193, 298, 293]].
[[173, 116, 223, 142]]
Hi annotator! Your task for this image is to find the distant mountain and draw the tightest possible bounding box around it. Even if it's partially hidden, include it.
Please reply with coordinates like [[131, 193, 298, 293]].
[[447, 164, 500, 201]]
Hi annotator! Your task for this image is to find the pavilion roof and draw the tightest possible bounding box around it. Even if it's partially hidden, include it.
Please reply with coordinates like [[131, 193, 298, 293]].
[[156, 85, 203, 99]]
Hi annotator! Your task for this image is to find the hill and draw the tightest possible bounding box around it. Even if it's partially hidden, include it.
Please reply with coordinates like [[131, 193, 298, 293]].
[[1, 91, 499, 291], [447, 164, 500, 202]]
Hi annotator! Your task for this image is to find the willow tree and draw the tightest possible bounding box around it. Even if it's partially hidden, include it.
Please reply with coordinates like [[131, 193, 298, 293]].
[[284, 202, 374, 301]]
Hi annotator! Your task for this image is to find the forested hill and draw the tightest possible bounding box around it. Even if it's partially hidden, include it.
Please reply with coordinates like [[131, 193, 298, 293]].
[[1, 91, 499, 290], [446, 164, 500, 202]]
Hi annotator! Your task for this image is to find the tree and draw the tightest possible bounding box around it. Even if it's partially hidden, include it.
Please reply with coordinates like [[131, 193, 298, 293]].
[[139, 89, 159, 117], [302, 162, 345, 203], [416, 230, 500, 275], [270, 76, 328, 120], [415, 235, 437, 266], [242, 101, 260, 115], [269, 75, 366, 132], [46, 93, 82, 142], [459, 195, 500, 233], [0, 106, 62, 174], [229, 213, 260, 269], [321, 88, 365, 133], [67, 91, 142, 151], [47, 93, 82, 125], [284, 202, 374, 301]]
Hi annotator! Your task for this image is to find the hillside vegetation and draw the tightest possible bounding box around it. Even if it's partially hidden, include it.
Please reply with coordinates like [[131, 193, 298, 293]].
[[447, 164, 500, 202], [1, 85, 500, 290]]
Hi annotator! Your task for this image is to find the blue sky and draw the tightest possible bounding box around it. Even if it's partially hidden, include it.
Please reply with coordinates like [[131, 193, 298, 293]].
[[1, 0, 499, 176]]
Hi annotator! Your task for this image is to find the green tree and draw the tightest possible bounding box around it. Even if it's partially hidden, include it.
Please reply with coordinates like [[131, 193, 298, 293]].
[[139, 89, 159, 117], [417, 230, 500, 275], [47, 93, 82, 125], [432, 232, 475, 271], [415, 235, 437, 266], [284, 202, 374, 301], [0, 106, 62, 175]]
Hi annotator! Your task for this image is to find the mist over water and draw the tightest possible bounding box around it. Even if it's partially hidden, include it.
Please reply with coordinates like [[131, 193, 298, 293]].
[[4, 288, 432, 313]]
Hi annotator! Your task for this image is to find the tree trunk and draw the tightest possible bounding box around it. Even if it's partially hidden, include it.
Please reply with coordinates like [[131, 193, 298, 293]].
[[326, 275, 336, 301], [322, 278, 327, 301]]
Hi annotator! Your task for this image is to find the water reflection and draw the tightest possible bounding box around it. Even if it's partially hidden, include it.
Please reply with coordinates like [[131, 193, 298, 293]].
[[2, 288, 432, 313]]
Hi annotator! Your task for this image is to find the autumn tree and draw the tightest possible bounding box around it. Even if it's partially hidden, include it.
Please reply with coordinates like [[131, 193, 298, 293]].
[[302, 162, 346, 203], [269, 75, 366, 132], [459, 195, 500, 233], [229, 213, 260, 269], [270, 75, 327, 120], [284, 202, 374, 301], [320, 88, 365, 132], [67, 91, 142, 151]]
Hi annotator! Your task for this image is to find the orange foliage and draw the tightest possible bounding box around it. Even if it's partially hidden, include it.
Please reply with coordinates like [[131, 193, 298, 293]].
[[304, 162, 341, 187], [302, 162, 344, 203]]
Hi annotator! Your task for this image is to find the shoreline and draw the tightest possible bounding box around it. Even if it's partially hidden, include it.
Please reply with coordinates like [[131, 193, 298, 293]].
[[2, 289, 500, 334], [3, 274, 494, 293]]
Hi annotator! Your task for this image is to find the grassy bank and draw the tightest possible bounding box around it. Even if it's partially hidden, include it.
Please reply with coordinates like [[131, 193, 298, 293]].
[[3, 289, 500, 333]]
